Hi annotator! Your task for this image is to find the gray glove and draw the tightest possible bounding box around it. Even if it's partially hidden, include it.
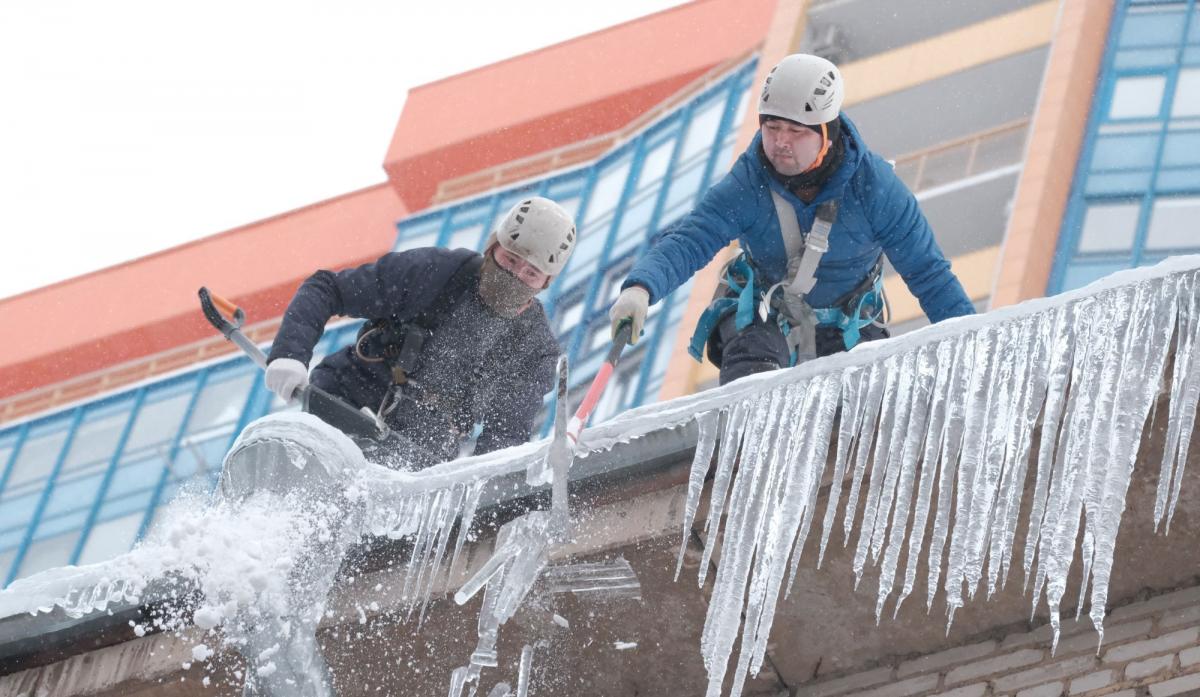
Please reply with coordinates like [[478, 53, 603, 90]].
[[608, 286, 650, 346], [265, 358, 309, 402]]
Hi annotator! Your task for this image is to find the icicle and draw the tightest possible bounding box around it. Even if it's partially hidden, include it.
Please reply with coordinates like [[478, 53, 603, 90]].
[[676, 411, 722, 581], [1024, 303, 1079, 597], [1159, 272, 1200, 532], [402, 491, 443, 614], [448, 666, 469, 697], [925, 334, 971, 613], [818, 366, 866, 567], [896, 339, 955, 613], [766, 376, 837, 642], [1076, 529, 1094, 623], [993, 313, 1051, 592], [964, 319, 1021, 602], [943, 325, 996, 621], [698, 400, 751, 587], [699, 389, 786, 685], [727, 384, 815, 696], [417, 485, 469, 623], [784, 374, 839, 597], [448, 481, 486, 591], [515, 644, 533, 697], [982, 316, 1034, 599], [1088, 279, 1178, 636], [852, 354, 905, 587], [1040, 295, 1110, 646], [877, 344, 937, 622], [842, 361, 887, 546]]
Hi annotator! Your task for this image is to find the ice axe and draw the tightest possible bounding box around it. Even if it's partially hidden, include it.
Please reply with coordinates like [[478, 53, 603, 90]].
[[529, 322, 633, 515], [197, 287, 388, 442]]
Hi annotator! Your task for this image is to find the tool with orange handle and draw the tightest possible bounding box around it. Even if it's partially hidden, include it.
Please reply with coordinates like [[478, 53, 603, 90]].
[[198, 287, 388, 441], [566, 321, 633, 443]]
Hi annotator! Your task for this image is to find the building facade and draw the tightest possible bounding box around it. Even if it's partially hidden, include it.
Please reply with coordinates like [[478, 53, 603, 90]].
[[0, 0, 1183, 599]]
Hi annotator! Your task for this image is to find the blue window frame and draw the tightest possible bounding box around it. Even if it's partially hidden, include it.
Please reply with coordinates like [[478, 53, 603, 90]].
[[0, 58, 758, 587], [394, 58, 757, 442], [1052, 0, 1200, 292]]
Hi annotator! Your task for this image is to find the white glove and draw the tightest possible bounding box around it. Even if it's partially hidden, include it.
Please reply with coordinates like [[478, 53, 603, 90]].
[[265, 358, 309, 402], [608, 286, 650, 345]]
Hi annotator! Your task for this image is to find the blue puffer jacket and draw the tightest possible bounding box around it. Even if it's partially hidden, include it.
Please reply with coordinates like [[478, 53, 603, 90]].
[[624, 115, 974, 323]]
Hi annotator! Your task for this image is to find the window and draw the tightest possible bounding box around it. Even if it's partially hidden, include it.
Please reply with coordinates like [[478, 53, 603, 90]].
[[185, 368, 256, 437], [680, 98, 725, 163], [639, 140, 675, 190], [124, 387, 193, 454], [76, 511, 144, 566], [1110, 75, 1166, 119], [554, 295, 585, 336], [395, 215, 443, 253], [1118, 7, 1187, 49], [1172, 69, 1200, 118], [583, 159, 632, 225], [1146, 196, 1200, 250], [17, 529, 79, 579], [1090, 133, 1161, 171], [445, 223, 484, 251], [4, 418, 72, 491], [1078, 202, 1141, 253], [61, 402, 133, 472], [0, 437, 16, 483]]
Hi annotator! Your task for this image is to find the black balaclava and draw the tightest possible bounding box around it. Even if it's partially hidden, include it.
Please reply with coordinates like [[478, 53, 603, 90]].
[[759, 115, 845, 200], [477, 253, 540, 318]]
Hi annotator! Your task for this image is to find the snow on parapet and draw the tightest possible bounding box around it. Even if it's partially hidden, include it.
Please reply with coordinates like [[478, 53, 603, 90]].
[[588, 255, 1197, 697], [1, 257, 1197, 697]]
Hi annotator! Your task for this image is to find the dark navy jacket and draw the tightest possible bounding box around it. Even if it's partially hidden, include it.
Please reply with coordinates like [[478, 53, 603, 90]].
[[624, 115, 974, 323], [268, 247, 560, 461]]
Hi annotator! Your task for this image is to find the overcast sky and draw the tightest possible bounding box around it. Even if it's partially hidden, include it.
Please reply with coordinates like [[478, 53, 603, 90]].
[[0, 0, 690, 299]]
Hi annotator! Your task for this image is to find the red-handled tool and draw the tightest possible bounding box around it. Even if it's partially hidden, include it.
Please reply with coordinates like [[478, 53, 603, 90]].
[[566, 322, 633, 443]]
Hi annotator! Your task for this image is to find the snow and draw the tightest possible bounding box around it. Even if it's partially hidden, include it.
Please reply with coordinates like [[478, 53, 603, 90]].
[[0, 256, 1196, 697]]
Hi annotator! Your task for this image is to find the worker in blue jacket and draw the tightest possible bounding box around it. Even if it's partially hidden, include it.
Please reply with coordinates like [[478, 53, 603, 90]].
[[609, 53, 974, 385]]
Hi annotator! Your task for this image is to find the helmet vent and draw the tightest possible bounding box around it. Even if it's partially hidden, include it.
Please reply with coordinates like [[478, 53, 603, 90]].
[[515, 214, 525, 224], [509, 232, 520, 240]]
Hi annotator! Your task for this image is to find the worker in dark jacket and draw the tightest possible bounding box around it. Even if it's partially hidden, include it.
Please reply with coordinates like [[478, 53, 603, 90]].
[[610, 53, 974, 385], [263, 197, 577, 469]]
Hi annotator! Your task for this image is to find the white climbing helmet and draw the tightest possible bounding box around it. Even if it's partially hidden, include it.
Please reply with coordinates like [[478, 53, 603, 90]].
[[758, 53, 844, 126], [487, 196, 577, 276]]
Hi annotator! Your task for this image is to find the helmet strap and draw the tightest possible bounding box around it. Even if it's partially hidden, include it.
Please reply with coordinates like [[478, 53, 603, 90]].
[[802, 122, 831, 174]]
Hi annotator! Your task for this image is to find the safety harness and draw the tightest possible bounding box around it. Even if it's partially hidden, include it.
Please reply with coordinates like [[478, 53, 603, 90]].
[[688, 190, 887, 365], [354, 254, 484, 420]]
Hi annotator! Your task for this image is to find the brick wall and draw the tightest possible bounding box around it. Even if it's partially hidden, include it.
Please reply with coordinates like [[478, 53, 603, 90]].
[[796, 585, 1200, 697]]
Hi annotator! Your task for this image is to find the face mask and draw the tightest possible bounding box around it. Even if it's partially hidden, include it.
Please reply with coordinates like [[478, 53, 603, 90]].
[[478, 255, 539, 318]]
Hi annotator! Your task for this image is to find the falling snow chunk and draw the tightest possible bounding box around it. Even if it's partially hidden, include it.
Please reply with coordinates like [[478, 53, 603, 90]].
[[191, 644, 213, 662], [614, 641, 638, 650]]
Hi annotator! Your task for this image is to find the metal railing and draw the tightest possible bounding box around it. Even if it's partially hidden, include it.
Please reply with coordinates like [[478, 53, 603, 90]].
[[893, 118, 1030, 194]]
